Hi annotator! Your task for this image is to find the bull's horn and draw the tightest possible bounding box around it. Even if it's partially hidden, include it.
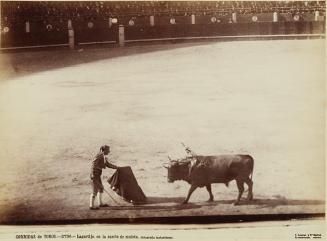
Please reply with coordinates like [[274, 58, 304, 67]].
[[167, 156, 172, 161], [162, 164, 169, 169]]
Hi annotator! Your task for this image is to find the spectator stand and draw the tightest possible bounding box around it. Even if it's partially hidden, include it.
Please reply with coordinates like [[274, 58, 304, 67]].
[[0, 1, 325, 50]]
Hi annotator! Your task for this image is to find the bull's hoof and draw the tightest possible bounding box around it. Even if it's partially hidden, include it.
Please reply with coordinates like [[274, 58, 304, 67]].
[[207, 198, 214, 202], [233, 201, 240, 206], [181, 200, 188, 205], [247, 196, 253, 201]]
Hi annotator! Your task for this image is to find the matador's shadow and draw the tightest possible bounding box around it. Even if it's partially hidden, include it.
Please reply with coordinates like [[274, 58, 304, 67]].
[[105, 196, 200, 211]]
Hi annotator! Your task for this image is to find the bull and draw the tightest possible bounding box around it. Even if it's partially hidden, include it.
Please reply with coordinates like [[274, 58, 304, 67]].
[[165, 155, 254, 205]]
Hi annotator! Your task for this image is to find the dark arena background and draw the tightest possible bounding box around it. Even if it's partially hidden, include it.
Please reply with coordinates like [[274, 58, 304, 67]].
[[0, 1, 325, 48], [0, 1, 325, 239]]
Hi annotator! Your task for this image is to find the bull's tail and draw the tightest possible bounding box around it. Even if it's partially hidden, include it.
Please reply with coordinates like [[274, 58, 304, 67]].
[[249, 155, 254, 181], [244, 155, 254, 193], [250, 169, 254, 181]]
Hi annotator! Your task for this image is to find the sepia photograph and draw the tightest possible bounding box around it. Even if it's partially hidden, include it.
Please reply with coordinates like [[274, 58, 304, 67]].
[[0, 0, 325, 240]]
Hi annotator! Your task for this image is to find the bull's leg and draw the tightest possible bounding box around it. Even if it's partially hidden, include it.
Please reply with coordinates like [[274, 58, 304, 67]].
[[244, 177, 253, 201], [206, 184, 214, 202], [234, 179, 244, 206], [182, 184, 197, 204]]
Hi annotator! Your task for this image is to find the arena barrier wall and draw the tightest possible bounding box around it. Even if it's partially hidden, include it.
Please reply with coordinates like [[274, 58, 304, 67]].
[[1, 14, 325, 49], [73, 19, 118, 46], [123, 21, 325, 41], [1, 20, 68, 48]]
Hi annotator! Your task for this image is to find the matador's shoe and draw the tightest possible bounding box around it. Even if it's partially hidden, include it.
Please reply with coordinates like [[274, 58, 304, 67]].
[[99, 204, 109, 207], [89, 206, 99, 210]]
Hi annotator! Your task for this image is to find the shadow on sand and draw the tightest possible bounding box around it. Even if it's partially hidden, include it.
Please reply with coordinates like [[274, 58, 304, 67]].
[[146, 196, 185, 204], [1, 40, 219, 81], [99, 196, 200, 211], [1, 197, 324, 224], [101, 196, 325, 211], [205, 198, 325, 208]]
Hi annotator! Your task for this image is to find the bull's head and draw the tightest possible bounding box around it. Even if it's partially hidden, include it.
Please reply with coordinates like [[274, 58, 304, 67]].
[[164, 158, 190, 183]]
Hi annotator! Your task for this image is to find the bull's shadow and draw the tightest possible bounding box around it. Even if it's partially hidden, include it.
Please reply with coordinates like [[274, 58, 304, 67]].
[[112, 197, 324, 209], [205, 198, 325, 208], [146, 196, 185, 204], [101, 196, 324, 211]]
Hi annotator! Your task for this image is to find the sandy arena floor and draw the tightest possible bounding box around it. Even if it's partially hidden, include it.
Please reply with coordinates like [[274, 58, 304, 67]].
[[0, 39, 325, 223]]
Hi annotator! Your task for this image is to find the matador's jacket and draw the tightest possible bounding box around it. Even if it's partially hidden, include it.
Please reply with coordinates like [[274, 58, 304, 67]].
[[90, 152, 118, 195]]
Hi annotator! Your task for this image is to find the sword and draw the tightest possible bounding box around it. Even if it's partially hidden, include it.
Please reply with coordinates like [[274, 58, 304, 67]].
[[93, 178, 121, 205]]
